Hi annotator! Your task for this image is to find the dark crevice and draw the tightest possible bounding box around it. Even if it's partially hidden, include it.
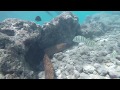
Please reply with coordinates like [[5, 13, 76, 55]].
[[24, 41, 45, 72]]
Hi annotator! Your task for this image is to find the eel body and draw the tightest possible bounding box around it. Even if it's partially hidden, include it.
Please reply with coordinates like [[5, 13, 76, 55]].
[[43, 43, 69, 79]]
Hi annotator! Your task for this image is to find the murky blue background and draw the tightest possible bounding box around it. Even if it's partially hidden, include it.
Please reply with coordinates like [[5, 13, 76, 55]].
[[0, 11, 112, 25]]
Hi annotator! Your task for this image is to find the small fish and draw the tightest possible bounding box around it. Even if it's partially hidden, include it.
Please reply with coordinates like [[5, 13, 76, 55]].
[[35, 16, 41, 22], [73, 35, 96, 47], [73, 36, 87, 43]]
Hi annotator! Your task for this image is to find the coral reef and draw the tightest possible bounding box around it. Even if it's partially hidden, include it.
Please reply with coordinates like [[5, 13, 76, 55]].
[[0, 12, 79, 79], [80, 12, 120, 38], [1, 12, 120, 79], [49, 13, 120, 79], [39, 11, 80, 49]]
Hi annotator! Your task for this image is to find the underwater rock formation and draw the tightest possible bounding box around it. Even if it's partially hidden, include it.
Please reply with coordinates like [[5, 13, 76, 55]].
[[1, 12, 120, 79], [50, 30, 120, 79], [0, 12, 80, 79], [0, 18, 41, 79], [39, 11, 80, 49], [49, 13, 120, 79], [80, 12, 120, 39]]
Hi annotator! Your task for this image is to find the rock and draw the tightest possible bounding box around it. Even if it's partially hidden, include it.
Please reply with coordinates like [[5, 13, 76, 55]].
[[69, 61, 74, 65], [62, 71, 69, 76], [38, 11, 80, 49], [89, 74, 101, 79], [83, 65, 95, 74], [62, 56, 71, 63], [51, 57, 57, 63], [80, 73, 90, 79], [116, 55, 120, 60], [80, 13, 120, 38], [65, 64, 74, 72], [38, 71, 45, 79], [99, 51, 108, 56], [0, 18, 41, 79], [66, 75, 76, 79], [104, 75, 110, 79], [94, 63, 101, 69], [53, 62, 59, 70], [117, 41, 120, 47], [80, 22, 106, 38], [0, 49, 8, 58], [115, 66, 120, 72], [73, 60, 82, 65], [0, 73, 4, 79], [0, 33, 13, 49], [56, 69, 62, 76], [0, 12, 80, 79], [0, 29, 15, 36], [93, 71, 98, 75], [116, 61, 120, 65], [55, 54, 65, 61], [61, 62, 67, 68], [108, 70, 120, 79], [75, 65, 83, 73], [3, 12, 120, 79], [105, 62, 116, 69], [57, 74, 68, 79], [81, 55, 89, 60], [74, 70, 80, 78], [68, 68, 74, 75], [4, 74, 19, 79], [96, 67, 108, 76], [98, 75, 110, 79], [60, 74, 67, 79], [95, 56, 104, 63]]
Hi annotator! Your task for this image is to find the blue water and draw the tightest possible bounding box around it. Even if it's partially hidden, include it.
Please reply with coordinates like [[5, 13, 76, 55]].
[[0, 11, 112, 25]]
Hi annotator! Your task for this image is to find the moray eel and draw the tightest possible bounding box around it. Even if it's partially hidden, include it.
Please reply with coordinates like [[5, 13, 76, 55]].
[[43, 53, 54, 79], [43, 43, 72, 79], [44, 43, 68, 58]]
